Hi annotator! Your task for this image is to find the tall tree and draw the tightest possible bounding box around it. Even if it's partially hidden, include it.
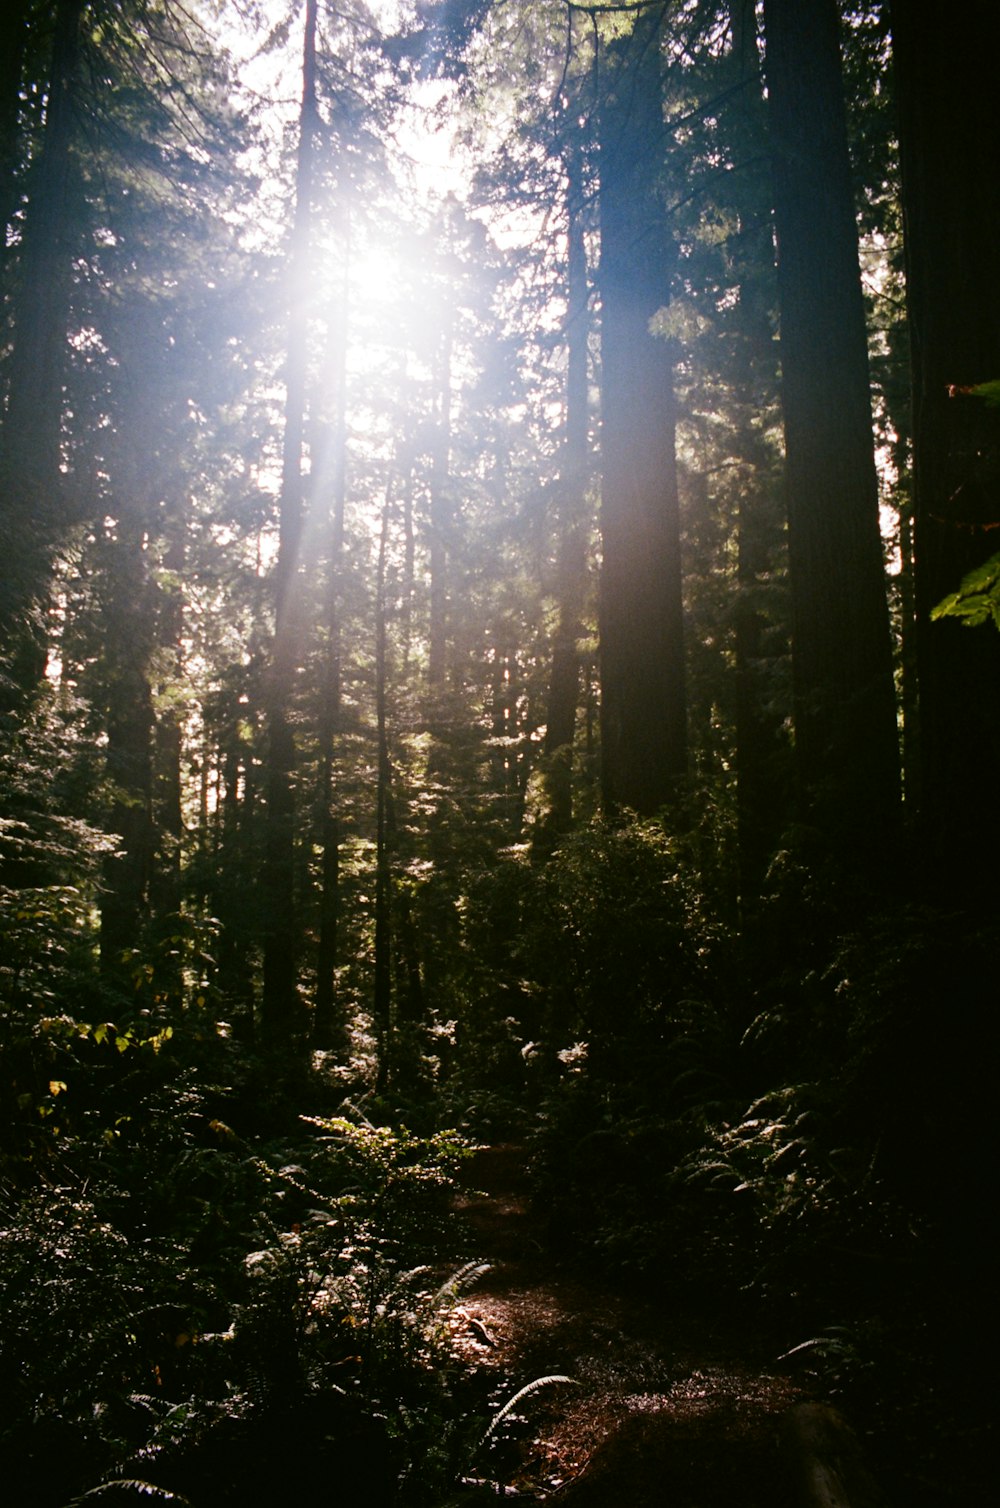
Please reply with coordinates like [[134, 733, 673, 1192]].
[[260, 0, 320, 1049], [314, 277, 350, 1049], [761, 0, 899, 860], [536, 134, 593, 849], [726, 0, 790, 902], [1, 0, 85, 697], [598, 7, 687, 817], [891, 0, 1000, 884]]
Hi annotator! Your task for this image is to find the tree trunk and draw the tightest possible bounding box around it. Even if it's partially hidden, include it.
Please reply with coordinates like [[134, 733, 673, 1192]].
[[891, 0, 1000, 885], [260, 0, 318, 1050], [1, 0, 84, 696], [315, 271, 349, 1051], [598, 10, 687, 819], [537, 138, 591, 851], [0, 0, 30, 260], [373, 500, 393, 1090], [728, 0, 791, 905], [762, 0, 900, 862], [100, 517, 155, 979], [152, 525, 185, 924], [428, 304, 453, 696]]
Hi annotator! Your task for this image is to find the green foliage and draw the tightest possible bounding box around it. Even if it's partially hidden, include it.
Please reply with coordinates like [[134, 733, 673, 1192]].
[[528, 818, 716, 1057], [0, 1079, 481, 1505], [931, 549, 1000, 630], [966, 378, 1000, 407]]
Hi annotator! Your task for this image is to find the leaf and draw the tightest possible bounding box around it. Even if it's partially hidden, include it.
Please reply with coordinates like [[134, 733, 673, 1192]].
[[970, 379, 1000, 407], [480, 1376, 576, 1449], [932, 550, 1000, 630], [64, 1480, 194, 1504], [930, 592, 962, 622]]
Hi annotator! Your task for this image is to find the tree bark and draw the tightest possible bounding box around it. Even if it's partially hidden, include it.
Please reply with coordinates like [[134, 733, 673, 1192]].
[[0, 0, 30, 260], [1, 0, 85, 696], [728, 0, 791, 904], [891, 0, 1000, 885], [374, 500, 393, 1090], [538, 138, 591, 850], [598, 10, 687, 819], [428, 297, 453, 697], [315, 270, 349, 1051], [261, 0, 319, 1049], [762, 0, 900, 862], [100, 516, 155, 980]]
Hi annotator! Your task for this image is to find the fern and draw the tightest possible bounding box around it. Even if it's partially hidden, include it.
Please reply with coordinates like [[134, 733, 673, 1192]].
[[64, 1482, 194, 1504], [434, 1259, 492, 1305], [479, 1375, 577, 1450]]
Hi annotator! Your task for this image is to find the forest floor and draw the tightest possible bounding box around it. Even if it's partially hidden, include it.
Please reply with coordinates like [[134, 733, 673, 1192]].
[[445, 1144, 818, 1507]]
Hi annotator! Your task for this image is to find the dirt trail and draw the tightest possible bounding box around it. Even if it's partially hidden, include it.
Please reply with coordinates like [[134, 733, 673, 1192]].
[[449, 1144, 807, 1505]]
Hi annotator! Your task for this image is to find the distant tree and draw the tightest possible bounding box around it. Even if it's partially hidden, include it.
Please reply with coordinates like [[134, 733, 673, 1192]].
[[260, 0, 320, 1050], [537, 135, 594, 849]]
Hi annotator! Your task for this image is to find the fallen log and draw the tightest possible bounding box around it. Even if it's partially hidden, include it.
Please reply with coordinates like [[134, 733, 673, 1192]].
[[779, 1402, 885, 1508]]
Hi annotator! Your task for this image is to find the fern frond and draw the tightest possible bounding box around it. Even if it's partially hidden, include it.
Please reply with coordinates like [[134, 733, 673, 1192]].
[[479, 1375, 576, 1449], [434, 1260, 491, 1304], [64, 1481, 194, 1504]]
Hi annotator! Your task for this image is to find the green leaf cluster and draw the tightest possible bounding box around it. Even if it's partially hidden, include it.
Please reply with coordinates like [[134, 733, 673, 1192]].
[[931, 550, 1000, 630]]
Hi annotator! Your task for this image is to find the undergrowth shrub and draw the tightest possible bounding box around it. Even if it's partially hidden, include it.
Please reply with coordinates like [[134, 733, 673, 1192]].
[[0, 1100, 480, 1506]]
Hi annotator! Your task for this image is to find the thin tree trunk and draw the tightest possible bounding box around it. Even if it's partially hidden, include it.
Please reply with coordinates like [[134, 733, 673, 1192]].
[[217, 697, 256, 1044], [373, 500, 393, 1091], [400, 446, 416, 672], [537, 139, 591, 851], [0, 0, 30, 260], [100, 518, 155, 978], [152, 525, 185, 925], [315, 262, 349, 1051], [261, 0, 318, 1049], [428, 308, 453, 696]]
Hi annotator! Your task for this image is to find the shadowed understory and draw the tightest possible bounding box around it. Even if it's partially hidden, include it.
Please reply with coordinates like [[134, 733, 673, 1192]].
[[448, 1144, 817, 1506]]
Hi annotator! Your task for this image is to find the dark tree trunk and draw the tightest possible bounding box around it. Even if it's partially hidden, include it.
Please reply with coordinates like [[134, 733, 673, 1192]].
[[399, 442, 416, 672], [428, 311, 452, 696], [0, 0, 30, 258], [217, 695, 256, 1044], [598, 11, 687, 818], [100, 518, 155, 979], [891, 0, 1000, 884], [762, 0, 900, 861], [315, 276, 349, 1051], [537, 139, 591, 850], [373, 501, 393, 1090], [728, 0, 792, 904], [152, 525, 185, 925], [1, 0, 84, 696], [261, 0, 318, 1050]]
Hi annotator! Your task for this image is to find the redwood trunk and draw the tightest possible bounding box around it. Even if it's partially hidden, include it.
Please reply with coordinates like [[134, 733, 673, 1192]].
[[598, 12, 686, 818], [261, 0, 319, 1048], [892, 0, 1000, 883], [539, 140, 591, 847], [762, 0, 899, 859]]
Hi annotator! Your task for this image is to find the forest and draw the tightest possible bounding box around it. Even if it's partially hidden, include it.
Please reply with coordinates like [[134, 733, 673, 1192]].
[[1, 0, 997, 1503]]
